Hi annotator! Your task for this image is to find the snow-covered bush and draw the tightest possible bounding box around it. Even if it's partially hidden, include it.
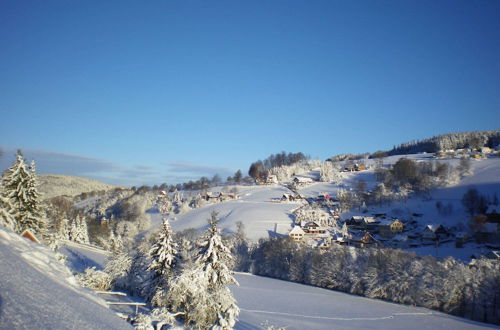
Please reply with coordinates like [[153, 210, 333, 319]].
[[319, 161, 343, 183], [77, 266, 111, 290], [133, 307, 177, 330]]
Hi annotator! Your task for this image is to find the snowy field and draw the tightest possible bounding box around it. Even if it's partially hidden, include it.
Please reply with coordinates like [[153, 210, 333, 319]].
[[233, 273, 497, 330]]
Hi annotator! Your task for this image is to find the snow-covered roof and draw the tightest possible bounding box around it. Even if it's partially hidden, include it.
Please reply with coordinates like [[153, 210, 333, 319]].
[[293, 176, 314, 183], [303, 221, 321, 228], [426, 224, 444, 232], [379, 220, 394, 226], [289, 226, 306, 235], [364, 216, 378, 223]]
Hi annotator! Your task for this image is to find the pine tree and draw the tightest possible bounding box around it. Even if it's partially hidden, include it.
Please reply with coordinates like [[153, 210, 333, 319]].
[[169, 212, 239, 329], [147, 217, 178, 306], [69, 215, 89, 244], [1, 152, 45, 234], [0, 195, 16, 230], [105, 235, 131, 290]]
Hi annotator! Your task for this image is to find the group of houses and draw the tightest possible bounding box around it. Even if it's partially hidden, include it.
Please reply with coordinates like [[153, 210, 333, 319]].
[[289, 221, 331, 249], [289, 208, 500, 251], [200, 191, 239, 202], [435, 147, 500, 160]]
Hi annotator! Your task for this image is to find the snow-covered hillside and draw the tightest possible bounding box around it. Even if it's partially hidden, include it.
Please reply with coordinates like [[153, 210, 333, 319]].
[[0, 227, 131, 329], [150, 155, 500, 262], [170, 185, 302, 241], [56, 238, 498, 329], [38, 174, 118, 199]]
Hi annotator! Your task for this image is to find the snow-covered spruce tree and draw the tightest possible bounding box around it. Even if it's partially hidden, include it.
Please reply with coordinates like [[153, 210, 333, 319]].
[[105, 232, 132, 290], [69, 215, 89, 244], [169, 211, 239, 329], [146, 217, 178, 306], [1, 152, 45, 235], [0, 195, 16, 230]]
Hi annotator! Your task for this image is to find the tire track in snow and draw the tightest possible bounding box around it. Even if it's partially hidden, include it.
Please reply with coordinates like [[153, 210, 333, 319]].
[[240, 308, 434, 321]]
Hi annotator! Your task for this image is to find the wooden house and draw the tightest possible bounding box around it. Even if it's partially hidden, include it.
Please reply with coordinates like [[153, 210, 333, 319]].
[[355, 163, 366, 171], [345, 216, 367, 229], [422, 224, 448, 241], [378, 219, 404, 238], [293, 176, 314, 185], [289, 226, 306, 242], [359, 232, 378, 247], [302, 221, 326, 234], [266, 175, 278, 184]]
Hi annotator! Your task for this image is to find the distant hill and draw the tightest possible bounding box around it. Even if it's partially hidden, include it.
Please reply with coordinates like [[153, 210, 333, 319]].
[[37, 174, 118, 200]]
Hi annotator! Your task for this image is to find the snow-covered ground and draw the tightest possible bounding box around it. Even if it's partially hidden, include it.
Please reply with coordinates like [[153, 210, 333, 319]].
[[0, 227, 132, 329], [31, 235, 498, 329], [170, 185, 302, 241], [233, 273, 496, 330]]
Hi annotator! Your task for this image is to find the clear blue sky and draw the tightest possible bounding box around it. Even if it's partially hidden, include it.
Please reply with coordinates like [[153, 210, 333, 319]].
[[1, 0, 499, 186]]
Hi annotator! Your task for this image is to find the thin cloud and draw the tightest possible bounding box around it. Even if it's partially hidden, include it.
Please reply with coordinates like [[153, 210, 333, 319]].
[[165, 161, 234, 178], [0, 148, 120, 175], [0, 147, 237, 186]]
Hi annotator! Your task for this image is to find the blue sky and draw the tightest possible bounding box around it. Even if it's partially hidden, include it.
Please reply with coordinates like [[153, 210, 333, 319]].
[[1, 0, 499, 186]]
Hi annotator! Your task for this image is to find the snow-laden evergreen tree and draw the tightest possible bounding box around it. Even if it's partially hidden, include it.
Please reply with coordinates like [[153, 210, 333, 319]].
[[169, 212, 239, 329], [0, 195, 16, 230], [319, 161, 342, 183], [1, 152, 45, 234], [105, 237, 132, 290], [341, 222, 351, 240], [147, 217, 178, 306], [108, 229, 124, 253], [69, 215, 89, 244]]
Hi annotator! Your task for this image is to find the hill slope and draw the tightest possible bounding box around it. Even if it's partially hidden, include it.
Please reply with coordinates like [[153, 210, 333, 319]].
[[37, 174, 118, 199], [0, 227, 132, 329]]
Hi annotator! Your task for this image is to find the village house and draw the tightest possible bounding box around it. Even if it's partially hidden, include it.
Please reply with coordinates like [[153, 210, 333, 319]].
[[422, 224, 449, 242], [345, 216, 367, 230], [351, 232, 379, 248], [363, 216, 380, 230], [302, 221, 326, 234], [289, 226, 306, 242], [378, 219, 404, 238], [292, 176, 314, 185], [266, 174, 278, 184], [281, 193, 303, 202]]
